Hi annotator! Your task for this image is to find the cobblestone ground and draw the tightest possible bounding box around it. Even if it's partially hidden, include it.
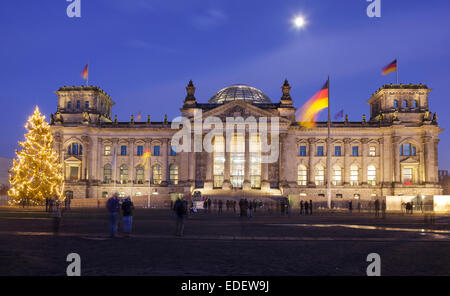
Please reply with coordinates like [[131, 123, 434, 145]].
[[0, 207, 449, 276]]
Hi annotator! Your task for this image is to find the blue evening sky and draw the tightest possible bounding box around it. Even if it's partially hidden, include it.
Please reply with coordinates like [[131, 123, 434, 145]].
[[1, 0, 449, 168]]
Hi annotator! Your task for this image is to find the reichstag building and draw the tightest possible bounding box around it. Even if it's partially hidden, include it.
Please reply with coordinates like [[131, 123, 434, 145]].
[[50, 80, 442, 203]]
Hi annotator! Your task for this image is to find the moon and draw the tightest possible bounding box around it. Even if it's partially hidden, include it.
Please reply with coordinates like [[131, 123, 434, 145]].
[[293, 15, 306, 29]]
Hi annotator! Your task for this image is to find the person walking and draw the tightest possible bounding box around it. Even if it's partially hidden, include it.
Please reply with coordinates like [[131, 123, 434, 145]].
[[218, 199, 223, 215], [208, 198, 212, 213], [203, 199, 208, 213], [233, 200, 236, 214], [121, 197, 135, 237], [52, 198, 64, 235], [348, 200, 353, 213], [300, 200, 304, 215], [248, 200, 253, 218], [174, 198, 187, 237], [304, 200, 309, 216], [45, 197, 49, 212], [106, 193, 120, 238], [374, 199, 380, 217], [309, 200, 313, 215], [381, 199, 386, 219]]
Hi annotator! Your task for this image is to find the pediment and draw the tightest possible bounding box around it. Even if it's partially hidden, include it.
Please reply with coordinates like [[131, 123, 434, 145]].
[[64, 156, 82, 163], [400, 156, 419, 164], [201, 100, 289, 124]]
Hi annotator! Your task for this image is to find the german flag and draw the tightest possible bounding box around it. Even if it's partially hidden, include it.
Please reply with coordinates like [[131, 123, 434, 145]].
[[296, 79, 329, 128], [81, 64, 88, 80], [382, 59, 397, 75]]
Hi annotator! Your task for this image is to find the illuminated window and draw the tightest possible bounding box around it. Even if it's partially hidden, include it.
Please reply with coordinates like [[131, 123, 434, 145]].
[[152, 164, 162, 185], [350, 165, 359, 186], [136, 165, 144, 184], [402, 167, 413, 185], [169, 164, 178, 185], [369, 146, 376, 157], [103, 164, 112, 183], [213, 135, 225, 188], [315, 165, 325, 186], [119, 164, 128, 184], [332, 165, 342, 185], [104, 145, 111, 156], [367, 165, 376, 186], [297, 165, 307, 186]]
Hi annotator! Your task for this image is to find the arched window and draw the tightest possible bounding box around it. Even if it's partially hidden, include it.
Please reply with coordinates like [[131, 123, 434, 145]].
[[367, 165, 376, 186], [400, 143, 416, 156], [67, 101, 72, 110], [119, 164, 128, 184], [68, 142, 83, 156], [402, 100, 408, 108], [136, 165, 144, 184], [152, 164, 162, 185], [315, 165, 325, 186], [297, 165, 307, 186], [393, 100, 398, 108], [169, 164, 178, 185], [332, 165, 342, 186], [350, 165, 359, 186], [103, 164, 112, 183], [412, 100, 418, 108]]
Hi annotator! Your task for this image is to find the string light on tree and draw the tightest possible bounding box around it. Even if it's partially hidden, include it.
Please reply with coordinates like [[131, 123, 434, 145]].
[[8, 106, 64, 206]]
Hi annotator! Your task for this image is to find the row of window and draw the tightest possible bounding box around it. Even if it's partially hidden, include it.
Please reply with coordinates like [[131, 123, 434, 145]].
[[393, 99, 418, 109], [299, 143, 417, 157], [299, 145, 375, 157], [67, 100, 89, 110], [103, 163, 178, 185], [103, 145, 177, 156], [297, 165, 377, 186]]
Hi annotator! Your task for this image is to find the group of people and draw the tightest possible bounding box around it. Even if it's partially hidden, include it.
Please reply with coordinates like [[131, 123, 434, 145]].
[[106, 194, 135, 238], [299, 200, 313, 215], [45, 197, 71, 212], [402, 201, 415, 214]]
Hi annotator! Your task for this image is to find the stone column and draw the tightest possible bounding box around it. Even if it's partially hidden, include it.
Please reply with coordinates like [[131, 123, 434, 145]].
[[308, 138, 316, 185], [243, 132, 251, 190], [343, 138, 351, 185], [223, 133, 231, 190], [81, 135, 91, 180], [279, 134, 286, 186], [97, 138, 103, 183], [162, 138, 169, 185], [145, 138, 152, 183], [361, 138, 368, 184], [189, 135, 196, 184], [432, 139, 439, 183], [112, 138, 119, 183], [129, 138, 135, 183], [204, 134, 213, 191], [392, 136, 401, 184], [261, 133, 270, 191], [378, 138, 384, 185]]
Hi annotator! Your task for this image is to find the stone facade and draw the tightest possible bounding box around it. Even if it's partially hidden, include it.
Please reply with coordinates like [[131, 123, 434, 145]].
[[50, 82, 442, 203]]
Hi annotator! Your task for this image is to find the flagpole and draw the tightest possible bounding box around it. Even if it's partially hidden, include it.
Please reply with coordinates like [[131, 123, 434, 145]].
[[327, 75, 332, 209], [396, 58, 399, 84], [148, 153, 151, 208]]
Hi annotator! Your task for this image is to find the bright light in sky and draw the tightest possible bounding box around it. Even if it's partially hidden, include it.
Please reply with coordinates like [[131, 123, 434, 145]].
[[293, 15, 306, 29]]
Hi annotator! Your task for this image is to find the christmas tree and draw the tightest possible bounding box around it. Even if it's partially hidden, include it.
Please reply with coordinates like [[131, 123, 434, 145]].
[[8, 106, 64, 206]]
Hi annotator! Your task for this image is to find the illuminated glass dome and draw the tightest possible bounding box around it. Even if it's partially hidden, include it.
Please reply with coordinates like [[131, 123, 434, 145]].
[[209, 84, 271, 104]]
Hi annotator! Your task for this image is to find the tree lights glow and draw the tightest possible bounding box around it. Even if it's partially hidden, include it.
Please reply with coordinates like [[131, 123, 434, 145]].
[[8, 106, 64, 206]]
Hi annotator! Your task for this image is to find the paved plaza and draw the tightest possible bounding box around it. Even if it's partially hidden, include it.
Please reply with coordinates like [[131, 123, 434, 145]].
[[0, 206, 449, 276]]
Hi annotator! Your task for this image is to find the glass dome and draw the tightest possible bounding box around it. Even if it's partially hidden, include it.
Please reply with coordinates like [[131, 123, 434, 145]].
[[209, 84, 271, 104]]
